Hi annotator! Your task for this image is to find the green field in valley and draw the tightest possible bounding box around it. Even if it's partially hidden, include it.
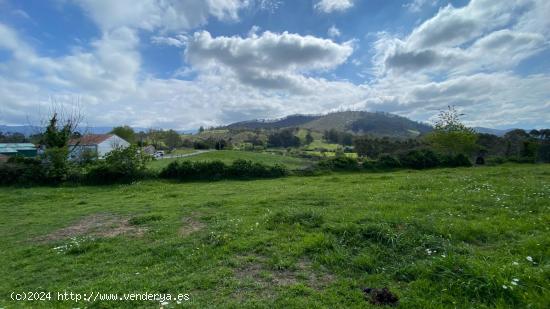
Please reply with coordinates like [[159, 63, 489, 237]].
[[0, 164, 549, 308], [148, 150, 312, 170]]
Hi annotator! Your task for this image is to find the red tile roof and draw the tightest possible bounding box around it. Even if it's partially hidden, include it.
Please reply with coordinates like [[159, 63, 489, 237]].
[[69, 134, 113, 145]]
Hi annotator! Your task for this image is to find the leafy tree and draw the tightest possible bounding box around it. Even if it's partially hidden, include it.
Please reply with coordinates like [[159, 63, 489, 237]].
[[42, 113, 74, 148], [110, 125, 135, 144], [426, 106, 477, 156], [165, 129, 181, 149], [267, 129, 301, 148], [305, 131, 314, 145]]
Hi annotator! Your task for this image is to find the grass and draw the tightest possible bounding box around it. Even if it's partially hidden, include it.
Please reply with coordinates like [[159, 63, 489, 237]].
[[169, 148, 197, 155], [148, 150, 312, 170], [0, 164, 549, 308]]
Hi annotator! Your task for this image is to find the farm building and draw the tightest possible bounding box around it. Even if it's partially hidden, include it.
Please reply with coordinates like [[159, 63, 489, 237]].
[[68, 134, 130, 159], [0, 143, 37, 158]]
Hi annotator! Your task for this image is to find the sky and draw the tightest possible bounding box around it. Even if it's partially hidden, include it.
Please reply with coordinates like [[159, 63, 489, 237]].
[[0, 0, 549, 130]]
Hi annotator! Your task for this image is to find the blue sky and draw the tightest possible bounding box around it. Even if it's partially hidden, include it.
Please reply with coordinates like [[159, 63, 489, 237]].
[[0, 0, 549, 129]]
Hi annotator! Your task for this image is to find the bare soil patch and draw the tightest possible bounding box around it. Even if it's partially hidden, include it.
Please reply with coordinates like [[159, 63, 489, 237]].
[[36, 213, 146, 242], [179, 215, 205, 237], [233, 256, 334, 289]]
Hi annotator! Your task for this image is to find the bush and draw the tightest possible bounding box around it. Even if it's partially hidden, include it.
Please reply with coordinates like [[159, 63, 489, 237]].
[[441, 153, 472, 167], [85, 145, 151, 184], [227, 159, 287, 179], [159, 159, 287, 181], [485, 156, 507, 166], [318, 156, 359, 171], [0, 157, 49, 186], [399, 149, 440, 169], [376, 155, 401, 169]]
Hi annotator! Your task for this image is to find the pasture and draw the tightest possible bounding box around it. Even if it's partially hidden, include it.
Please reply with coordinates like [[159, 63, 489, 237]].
[[0, 164, 548, 308], [148, 150, 312, 170]]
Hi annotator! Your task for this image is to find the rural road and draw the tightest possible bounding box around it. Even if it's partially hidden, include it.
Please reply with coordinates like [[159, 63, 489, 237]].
[[160, 149, 214, 160]]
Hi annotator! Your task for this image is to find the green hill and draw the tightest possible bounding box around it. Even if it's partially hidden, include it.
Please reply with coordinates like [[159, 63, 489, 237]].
[[223, 111, 432, 138]]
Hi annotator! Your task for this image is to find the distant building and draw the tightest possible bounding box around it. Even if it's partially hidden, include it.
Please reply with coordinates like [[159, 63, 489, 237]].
[[0, 143, 37, 158], [141, 145, 156, 155], [68, 134, 130, 160]]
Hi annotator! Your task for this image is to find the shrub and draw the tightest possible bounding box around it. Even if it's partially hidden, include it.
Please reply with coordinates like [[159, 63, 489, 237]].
[[399, 149, 440, 169], [440, 153, 472, 167], [376, 155, 401, 169], [318, 156, 359, 171], [159, 160, 226, 181], [85, 145, 151, 184], [0, 157, 49, 186], [159, 159, 287, 181], [485, 156, 507, 166], [227, 159, 287, 179]]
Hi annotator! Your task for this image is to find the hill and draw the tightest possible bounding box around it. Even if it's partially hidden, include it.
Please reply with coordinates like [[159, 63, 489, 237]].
[[225, 114, 321, 130], [473, 127, 513, 136], [224, 111, 433, 138]]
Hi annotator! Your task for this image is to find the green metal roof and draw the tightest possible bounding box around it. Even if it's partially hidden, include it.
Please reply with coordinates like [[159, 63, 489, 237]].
[[0, 147, 17, 153], [0, 143, 36, 150]]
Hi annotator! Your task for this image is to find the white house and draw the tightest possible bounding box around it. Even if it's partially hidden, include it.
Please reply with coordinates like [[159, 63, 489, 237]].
[[68, 134, 130, 160]]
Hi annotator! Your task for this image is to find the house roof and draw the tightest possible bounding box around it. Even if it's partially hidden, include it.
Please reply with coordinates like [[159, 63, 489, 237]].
[[69, 134, 113, 145]]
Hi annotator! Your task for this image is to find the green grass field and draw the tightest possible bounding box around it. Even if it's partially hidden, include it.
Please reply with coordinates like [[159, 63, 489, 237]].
[[1, 164, 549, 308], [148, 150, 312, 170]]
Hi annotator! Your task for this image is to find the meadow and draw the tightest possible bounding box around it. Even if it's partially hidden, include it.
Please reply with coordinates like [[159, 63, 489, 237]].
[[0, 164, 548, 308], [148, 150, 312, 170]]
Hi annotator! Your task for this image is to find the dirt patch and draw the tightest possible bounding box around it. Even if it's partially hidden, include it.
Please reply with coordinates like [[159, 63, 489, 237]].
[[363, 287, 399, 306], [36, 213, 146, 242], [179, 215, 205, 237], [233, 256, 333, 289]]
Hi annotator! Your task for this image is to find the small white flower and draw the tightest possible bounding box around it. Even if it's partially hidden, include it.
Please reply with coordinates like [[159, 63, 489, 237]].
[[526, 256, 533, 262], [502, 285, 508, 289], [512, 278, 519, 282], [177, 300, 182, 304], [441, 254, 446, 258], [161, 301, 169, 305], [511, 281, 518, 286], [512, 261, 519, 265]]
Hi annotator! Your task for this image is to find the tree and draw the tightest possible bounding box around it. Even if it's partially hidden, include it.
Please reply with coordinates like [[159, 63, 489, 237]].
[[110, 125, 135, 144], [198, 126, 205, 133], [267, 129, 301, 148], [426, 106, 477, 156], [165, 129, 181, 149], [305, 131, 314, 145], [40, 104, 83, 182]]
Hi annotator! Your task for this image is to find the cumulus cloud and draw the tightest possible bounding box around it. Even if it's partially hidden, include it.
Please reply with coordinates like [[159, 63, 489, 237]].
[[328, 25, 341, 38], [374, 0, 549, 76], [403, 0, 437, 13], [315, 0, 354, 13], [1, 0, 549, 129], [74, 0, 248, 31], [185, 31, 354, 91]]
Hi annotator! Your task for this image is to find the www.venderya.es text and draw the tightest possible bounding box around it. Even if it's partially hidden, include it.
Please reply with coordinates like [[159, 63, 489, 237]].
[[10, 291, 190, 303]]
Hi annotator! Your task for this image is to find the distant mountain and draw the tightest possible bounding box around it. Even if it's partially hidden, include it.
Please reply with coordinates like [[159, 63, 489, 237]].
[[224, 111, 433, 138], [473, 127, 513, 136]]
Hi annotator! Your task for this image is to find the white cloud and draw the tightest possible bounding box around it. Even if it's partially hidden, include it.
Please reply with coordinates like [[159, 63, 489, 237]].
[[1, 0, 549, 129], [151, 34, 187, 47], [374, 0, 549, 76], [403, 0, 437, 13], [315, 0, 354, 13], [185, 30, 354, 92], [328, 25, 341, 38], [74, 0, 248, 31]]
